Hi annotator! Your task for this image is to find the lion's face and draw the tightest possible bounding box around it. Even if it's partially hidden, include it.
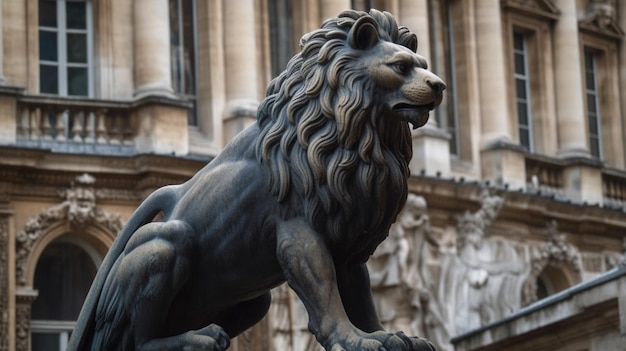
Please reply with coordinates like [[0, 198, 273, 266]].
[[349, 18, 446, 130]]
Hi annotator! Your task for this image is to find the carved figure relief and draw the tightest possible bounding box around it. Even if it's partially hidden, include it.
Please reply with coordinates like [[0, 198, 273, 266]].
[[15, 174, 123, 285], [579, 0, 624, 38], [439, 191, 528, 337]]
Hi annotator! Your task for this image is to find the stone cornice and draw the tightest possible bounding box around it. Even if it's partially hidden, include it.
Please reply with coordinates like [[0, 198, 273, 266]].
[[502, 0, 561, 21]]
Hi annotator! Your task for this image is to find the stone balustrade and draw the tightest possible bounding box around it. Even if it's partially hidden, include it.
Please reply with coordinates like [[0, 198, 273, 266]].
[[525, 156, 565, 197], [603, 170, 626, 209], [16, 95, 136, 154]]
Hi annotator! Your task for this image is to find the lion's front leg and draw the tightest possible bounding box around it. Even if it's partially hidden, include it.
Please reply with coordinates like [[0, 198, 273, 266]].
[[276, 218, 434, 351]]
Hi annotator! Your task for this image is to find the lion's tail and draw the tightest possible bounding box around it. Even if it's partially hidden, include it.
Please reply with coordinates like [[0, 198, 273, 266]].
[[67, 185, 182, 351]]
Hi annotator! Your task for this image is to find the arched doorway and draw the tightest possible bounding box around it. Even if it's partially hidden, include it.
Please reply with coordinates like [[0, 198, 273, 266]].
[[30, 236, 98, 351]]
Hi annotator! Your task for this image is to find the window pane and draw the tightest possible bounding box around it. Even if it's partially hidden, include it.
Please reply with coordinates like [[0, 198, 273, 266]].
[[590, 137, 600, 157], [587, 94, 597, 112], [584, 51, 594, 70], [67, 67, 88, 96], [520, 128, 530, 148], [39, 0, 57, 27], [516, 78, 527, 99], [513, 32, 524, 50], [517, 102, 529, 125], [67, 33, 87, 63], [40, 65, 59, 94], [40, 30, 58, 61], [514, 53, 525, 75], [31, 241, 97, 320], [66, 1, 87, 29], [586, 72, 595, 90], [32, 333, 61, 351], [588, 115, 598, 134]]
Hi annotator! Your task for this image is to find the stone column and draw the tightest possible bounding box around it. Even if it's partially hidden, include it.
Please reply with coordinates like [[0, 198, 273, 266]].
[[553, 0, 588, 158], [222, 0, 260, 143], [475, 0, 510, 146], [399, 0, 430, 62], [0, 0, 5, 84], [320, 0, 350, 21], [133, 0, 174, 98], [475, 0, 525, 189]]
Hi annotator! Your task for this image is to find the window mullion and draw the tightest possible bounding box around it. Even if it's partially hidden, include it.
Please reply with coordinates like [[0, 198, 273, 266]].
[[86, 0, 93, 97], [58, 0, 68, 96]]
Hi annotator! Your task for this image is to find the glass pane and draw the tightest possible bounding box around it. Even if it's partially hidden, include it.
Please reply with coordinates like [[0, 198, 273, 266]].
[[67, 67, 88, 96], [66, 1, 87, 29], [32, 241, 97, 320], [40, 65, 59, 94], [590, 137, 600, 157], [513, 32, 524, 50], [517, 102, 529, 125], [588, 115, 598, 134], [39, 0, 57, 27], [584, 51, 594, 70], [519, 128, 530, 148], [39, 30, 58, 61], [516, 78, 527, 99], [67, 33, 87, 63], [587, 94, 597, 113], [586, 72, 595, 91], [32, 333, 61, 351], [514, 53, 525, 75]]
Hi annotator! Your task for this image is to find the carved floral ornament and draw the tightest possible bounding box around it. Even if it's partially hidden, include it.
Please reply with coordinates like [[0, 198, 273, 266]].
[[15, 173, 123, 285], [522, 220, 583, 306]]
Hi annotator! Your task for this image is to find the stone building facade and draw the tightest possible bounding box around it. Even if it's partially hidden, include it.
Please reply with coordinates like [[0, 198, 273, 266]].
[[0, 0, 625, 351]]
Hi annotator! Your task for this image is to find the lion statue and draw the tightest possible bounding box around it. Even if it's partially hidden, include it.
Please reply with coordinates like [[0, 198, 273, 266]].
[[68, 9, 444, 351]]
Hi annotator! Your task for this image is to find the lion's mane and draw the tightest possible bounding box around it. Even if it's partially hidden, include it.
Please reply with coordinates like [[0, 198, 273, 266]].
[[256, 10, 417, 262]]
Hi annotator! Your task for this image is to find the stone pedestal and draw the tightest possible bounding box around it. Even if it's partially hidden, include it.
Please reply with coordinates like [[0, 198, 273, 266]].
[[133, 98, 190, 155], [410, 125, 451, 177], [563, 160, 604, 205], [481, 143, 527, 190]]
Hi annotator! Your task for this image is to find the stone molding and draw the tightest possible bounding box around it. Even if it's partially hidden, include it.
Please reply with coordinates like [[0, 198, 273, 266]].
[[502, 0, 561, 21], [15, 174, 123, 285], [0, 216, 8, 351]]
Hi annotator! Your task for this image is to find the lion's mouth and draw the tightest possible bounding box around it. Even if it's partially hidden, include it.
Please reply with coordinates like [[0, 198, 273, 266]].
[[391, 101, 437, 129]]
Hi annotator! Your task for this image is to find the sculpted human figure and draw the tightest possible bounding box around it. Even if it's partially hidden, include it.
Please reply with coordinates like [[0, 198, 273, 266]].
[[439, 191, 527, 336], [69, 10, 444, 351]]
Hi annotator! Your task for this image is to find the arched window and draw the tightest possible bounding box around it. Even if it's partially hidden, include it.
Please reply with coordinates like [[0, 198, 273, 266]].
[[31, 237, 98, 351]]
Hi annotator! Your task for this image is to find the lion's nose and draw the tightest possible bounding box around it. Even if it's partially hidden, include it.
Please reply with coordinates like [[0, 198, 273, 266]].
[[426, 77, 446, 96]]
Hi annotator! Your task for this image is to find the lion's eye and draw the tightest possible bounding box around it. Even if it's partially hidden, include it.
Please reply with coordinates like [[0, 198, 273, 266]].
[[393, 62, 410, 75]]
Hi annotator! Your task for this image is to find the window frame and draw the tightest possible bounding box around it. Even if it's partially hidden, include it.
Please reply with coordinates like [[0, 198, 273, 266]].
[[38, 0, 94, 97], [512, 30, 534, 152], [583, 49, 602, 159], [503, 12, 557, 156]]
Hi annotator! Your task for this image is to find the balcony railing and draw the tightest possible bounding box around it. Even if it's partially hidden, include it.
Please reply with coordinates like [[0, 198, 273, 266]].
[[525, 156, 565, 198], [16, 95, 136, 154], [603, 171, 626, 209]]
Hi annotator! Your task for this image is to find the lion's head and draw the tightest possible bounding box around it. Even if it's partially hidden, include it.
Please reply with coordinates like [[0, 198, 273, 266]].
[[256, 9, 445, 262]]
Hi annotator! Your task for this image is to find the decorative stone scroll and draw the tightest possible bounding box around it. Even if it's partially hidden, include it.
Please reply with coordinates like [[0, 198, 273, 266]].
[[15, 174, 123, 285]]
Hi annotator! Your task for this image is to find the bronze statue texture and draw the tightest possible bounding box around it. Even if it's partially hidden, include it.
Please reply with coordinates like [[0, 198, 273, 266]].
[[69, 9, 445, 351]]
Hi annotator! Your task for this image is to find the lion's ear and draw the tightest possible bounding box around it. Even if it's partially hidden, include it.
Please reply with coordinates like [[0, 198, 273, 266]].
[[398, 27, 418, 53], [349, 16, 379, 50]]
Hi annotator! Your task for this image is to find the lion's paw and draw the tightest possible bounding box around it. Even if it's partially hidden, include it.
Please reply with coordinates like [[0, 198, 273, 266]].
[[182, 324, 230, 351], [394, 331, 437, 351], [326, 330, 422, 351]]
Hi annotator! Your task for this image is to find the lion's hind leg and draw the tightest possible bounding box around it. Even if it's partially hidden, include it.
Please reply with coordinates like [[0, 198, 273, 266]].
[[92, 220, 230, 351]]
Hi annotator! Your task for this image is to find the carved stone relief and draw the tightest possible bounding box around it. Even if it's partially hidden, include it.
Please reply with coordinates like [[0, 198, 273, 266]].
[[438, 191, 528, 339], [368, 194, 447, 348], [522, 220, 582, 306], [579, 0, 624, 38], [15, 292, 36, 351], [15, 173, 123, 285]]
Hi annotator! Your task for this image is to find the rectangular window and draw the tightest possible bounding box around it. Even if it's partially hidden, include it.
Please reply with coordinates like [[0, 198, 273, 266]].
[[170, 0, 198, 126], [38, 0, 92, 97], [584, 50, 602, 159], [268, 0, 294, 78], [435, 0, 459, 156], [513, 31, 533, 151]]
